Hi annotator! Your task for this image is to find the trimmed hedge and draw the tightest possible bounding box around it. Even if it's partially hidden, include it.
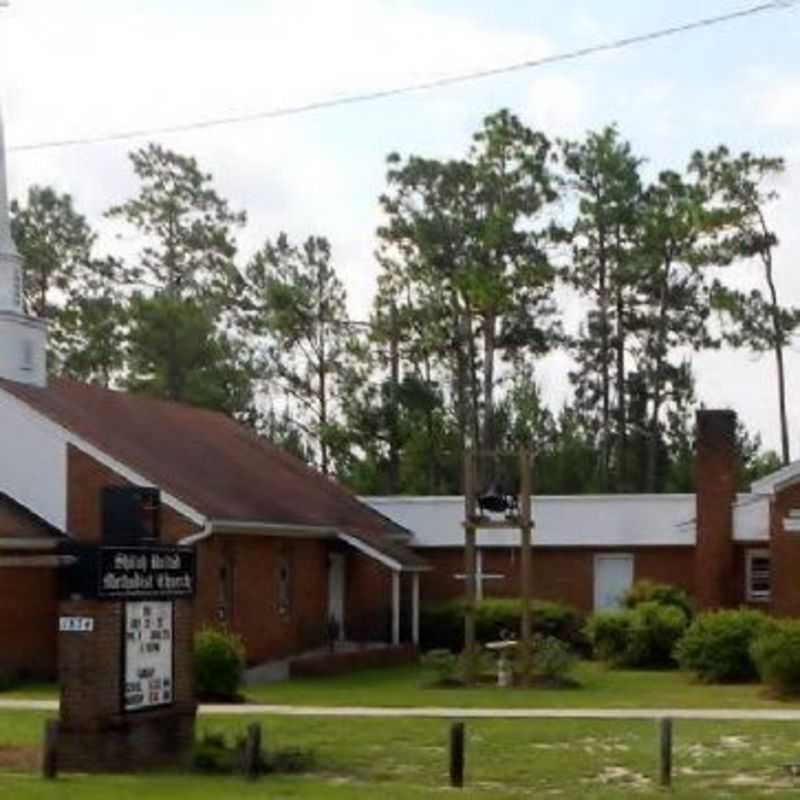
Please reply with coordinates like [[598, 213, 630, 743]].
[[622, 580, 694, 621], [420, 598, 586, 652], [752, 621, 800, 697], [585, 601, 688, 668], [676, 609, 775, 683], [194, 627, 246, 700]]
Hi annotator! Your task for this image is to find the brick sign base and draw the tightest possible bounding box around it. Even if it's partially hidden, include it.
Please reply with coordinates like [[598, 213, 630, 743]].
[[56, 597, 196, 772]]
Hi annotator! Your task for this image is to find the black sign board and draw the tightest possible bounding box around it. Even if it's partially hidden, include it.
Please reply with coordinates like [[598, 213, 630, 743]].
[[97, 547, 195, 600]]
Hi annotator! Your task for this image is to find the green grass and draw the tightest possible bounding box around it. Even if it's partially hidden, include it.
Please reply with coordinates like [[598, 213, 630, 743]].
[[3, 711, 800, 797], [7, 662, 800, 710], [242, 661, 800, 709]]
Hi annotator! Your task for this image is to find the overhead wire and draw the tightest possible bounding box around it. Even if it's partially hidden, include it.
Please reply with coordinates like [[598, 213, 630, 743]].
[[7, 0, 798, 153]]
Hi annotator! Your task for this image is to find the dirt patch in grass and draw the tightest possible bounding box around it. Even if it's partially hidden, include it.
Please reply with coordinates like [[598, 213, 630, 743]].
[[0, 745, 39, 771]]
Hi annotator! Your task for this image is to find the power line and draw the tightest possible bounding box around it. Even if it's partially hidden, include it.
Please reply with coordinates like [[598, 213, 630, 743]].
[[8, 0, 797, 154]]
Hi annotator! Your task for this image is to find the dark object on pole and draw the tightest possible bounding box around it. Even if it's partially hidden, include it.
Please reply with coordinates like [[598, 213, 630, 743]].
[[449, 721, 465, 788], [477, 483, 518, 516], [42, 719, 59, 779], [658, 717, 673, 787]]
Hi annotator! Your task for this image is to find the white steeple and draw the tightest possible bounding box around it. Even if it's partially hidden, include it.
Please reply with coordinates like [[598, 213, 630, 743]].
[[0, 107, 23, 313], [0, 103, 47, 386]]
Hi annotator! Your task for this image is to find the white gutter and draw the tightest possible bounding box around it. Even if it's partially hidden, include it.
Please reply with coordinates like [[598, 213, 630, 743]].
[[178, 520, 428, 573], [178, 520, 339, 546]]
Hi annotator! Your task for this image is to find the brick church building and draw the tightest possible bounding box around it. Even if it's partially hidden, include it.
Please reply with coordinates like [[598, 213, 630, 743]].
[[1, 108, 799, 682]]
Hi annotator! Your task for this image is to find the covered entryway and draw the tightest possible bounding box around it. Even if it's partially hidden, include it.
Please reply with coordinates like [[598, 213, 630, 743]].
[[594, 554, 634, 610]]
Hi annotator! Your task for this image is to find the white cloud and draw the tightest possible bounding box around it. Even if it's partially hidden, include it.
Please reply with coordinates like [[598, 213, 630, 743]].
[[761, 79, 800, 127], [525, 74, 588, 138]]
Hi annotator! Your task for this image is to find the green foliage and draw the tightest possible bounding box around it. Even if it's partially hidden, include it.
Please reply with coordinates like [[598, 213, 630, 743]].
[[586, 602, 688, 668], [676, 609, 775, 683], [527, 635, 579, 685], [622, 580, 694, 620], [193, 729, 315, 775], [420, 649, 459, 686], [751, 621, 800, 697], [193, 627, 246, 700], [420, 598, 586, 652], [193, 732, 236, 774], [625, 602, 688, 667], [585, 610, 634, 664], [126, 293, 253, 415]]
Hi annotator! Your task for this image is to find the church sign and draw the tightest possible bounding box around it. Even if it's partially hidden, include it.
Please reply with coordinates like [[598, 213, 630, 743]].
[[124, 600, 174, 712], [97, 546, 195, 599]]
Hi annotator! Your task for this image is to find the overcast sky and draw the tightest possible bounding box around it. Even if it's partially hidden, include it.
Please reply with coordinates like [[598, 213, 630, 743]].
[[2, 0, 800, 455]]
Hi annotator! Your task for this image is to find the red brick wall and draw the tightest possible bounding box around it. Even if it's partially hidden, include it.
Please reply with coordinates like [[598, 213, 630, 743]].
[[345, 550, 391, 641], [57, 597, 195, 772], [195, 534, 330, 665], [67, 445, 196, 544], [694, 410, 737, 609], [418, 546, 695, 612], [0, 567, 58, 679], [768, 482, 800, 616]]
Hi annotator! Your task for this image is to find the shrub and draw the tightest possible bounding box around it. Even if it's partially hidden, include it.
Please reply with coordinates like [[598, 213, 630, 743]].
[[532, 635, 578, 684], [420, 598, 586, 652], [622, 580, 694, 620], [193, 730, 316, 775], [194, 627, 246, 700], [752, 621, 800, 697], [421, 649, 459, 686], [586, 602, 688, 668], [625, 602, 688, 668], [585, 610, 633, 664], [676, 609, 775, 683], [193, 732, 236, 773]]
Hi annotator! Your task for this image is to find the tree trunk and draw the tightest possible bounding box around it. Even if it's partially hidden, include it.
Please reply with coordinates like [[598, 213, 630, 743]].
[[645, 257, 672, 493], [597, 239, 610, 491], [614, 285, 628, 490], [481, 312, 497, 487], [764, 251, 790, 464], [387, 304, 401, 492]]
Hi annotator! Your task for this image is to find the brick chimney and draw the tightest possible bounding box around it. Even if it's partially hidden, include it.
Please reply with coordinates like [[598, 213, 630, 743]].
[[694, 409, 737, 609]]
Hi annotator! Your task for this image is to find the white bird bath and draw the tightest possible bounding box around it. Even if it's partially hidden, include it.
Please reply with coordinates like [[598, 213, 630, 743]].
[[486, 640, 517, 687]]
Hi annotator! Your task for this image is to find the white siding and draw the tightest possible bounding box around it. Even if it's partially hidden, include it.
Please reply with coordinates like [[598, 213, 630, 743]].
[[0, 388, 66, 529], [733, 496, 770, 542], [364, 495, 697, 548]]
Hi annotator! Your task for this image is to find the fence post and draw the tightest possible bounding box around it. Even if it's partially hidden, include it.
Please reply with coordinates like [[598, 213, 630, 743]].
[[658, 717, 673, 787], [449, 721, 465, 788], [42, 719, 59, 780], [242, 722, 262, 780]]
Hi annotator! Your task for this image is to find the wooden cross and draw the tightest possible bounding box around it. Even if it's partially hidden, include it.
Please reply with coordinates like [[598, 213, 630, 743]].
[[454, 549, 505, 601]]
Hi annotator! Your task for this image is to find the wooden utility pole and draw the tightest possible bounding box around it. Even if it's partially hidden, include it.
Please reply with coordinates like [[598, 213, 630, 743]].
[[463, 449, 477, 654], [519, 449, 533, 647]]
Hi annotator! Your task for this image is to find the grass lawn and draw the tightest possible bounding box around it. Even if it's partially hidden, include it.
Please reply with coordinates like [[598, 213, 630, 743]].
[[7, 661, 800, 710], [3, 710, 800, 797], [242, 661, 800, 710]]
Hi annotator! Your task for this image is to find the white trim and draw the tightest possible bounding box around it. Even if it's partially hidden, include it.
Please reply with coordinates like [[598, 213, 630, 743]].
[[746, 548, 771, 603], [0, 386, 206, 527], [751, 460, 800, 496], [337, 531, 428, 572]]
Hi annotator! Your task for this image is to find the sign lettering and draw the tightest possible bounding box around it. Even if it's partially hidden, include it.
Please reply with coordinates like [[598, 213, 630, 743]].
[[124, 600, 173, 712]]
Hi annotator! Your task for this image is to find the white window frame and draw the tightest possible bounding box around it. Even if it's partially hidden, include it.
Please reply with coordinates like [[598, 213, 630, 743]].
[[746, 548, 771, 603]]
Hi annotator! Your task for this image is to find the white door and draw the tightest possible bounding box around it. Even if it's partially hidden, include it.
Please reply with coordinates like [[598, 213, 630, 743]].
[[594, 554, 634, 610], [328, 554, 346, 638]]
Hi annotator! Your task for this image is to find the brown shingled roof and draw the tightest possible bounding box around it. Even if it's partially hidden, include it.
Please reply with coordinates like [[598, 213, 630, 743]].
[[0, 378, 427, 569]]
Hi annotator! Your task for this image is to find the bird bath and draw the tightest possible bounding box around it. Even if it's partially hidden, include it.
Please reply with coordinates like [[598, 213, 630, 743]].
[[486, 640, 517, 687]]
